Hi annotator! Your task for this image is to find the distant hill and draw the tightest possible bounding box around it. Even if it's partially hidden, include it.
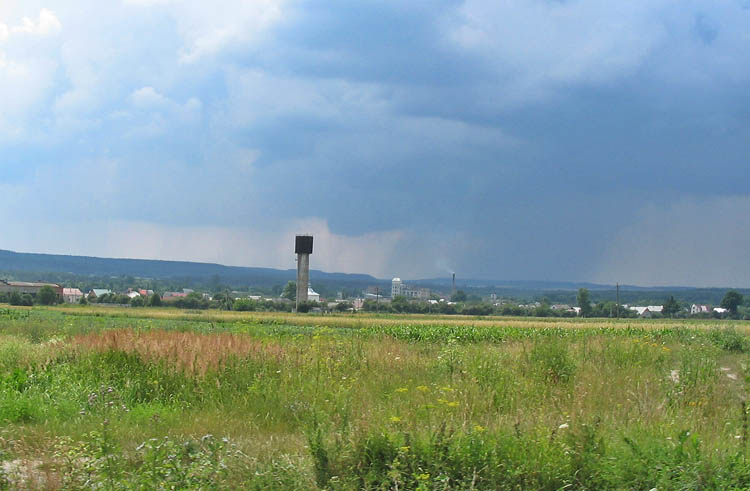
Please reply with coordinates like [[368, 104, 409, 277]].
[[0, 249, 746, 305], [0, 249, 378, 288]]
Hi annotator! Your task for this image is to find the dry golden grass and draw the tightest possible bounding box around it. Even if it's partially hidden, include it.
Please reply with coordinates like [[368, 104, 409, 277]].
[[47, 304, 750, 332], [73, 329, 285, 375]]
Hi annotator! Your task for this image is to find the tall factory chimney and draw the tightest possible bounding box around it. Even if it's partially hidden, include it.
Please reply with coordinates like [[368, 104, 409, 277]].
[[295, 235, 313, 311], [452, 273, 456, 294]]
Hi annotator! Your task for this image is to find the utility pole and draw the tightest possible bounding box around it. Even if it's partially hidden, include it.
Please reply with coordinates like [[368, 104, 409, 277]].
[[375, 287, 380, 313]]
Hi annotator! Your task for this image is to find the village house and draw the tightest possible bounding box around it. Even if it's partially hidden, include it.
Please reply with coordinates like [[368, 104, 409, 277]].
[[691, 304, 711, 315], [63, 288, 84, 303], [88, 289, 112, 299], [307, 287, 321, 302], [629, 305, 664, 317]]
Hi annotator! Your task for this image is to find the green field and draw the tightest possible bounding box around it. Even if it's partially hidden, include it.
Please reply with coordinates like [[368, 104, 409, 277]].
[[1, 306, 750, 489]]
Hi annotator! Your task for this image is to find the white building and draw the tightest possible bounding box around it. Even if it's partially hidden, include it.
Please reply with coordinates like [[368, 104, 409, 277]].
[[63, 288, 84, 304], [307, 287, 320, 302], [391, 278, 403, 297], [629, 305, 664, 317], [391, 277, 430, 300], [691, 304, 711, 315]]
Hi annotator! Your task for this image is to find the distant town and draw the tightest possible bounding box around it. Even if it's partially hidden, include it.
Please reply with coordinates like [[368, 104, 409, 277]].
[[0, 277, 745, 319]]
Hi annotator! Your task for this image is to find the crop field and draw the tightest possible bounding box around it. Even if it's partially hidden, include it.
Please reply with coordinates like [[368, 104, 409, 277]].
[[1, 307, 750, 488]]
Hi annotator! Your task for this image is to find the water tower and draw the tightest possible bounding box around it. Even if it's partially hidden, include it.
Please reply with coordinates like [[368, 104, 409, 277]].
[[295, 235, 313, 310]]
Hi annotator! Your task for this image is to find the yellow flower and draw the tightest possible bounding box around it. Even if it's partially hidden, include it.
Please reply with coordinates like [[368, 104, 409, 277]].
[[399, 446, 410, 453], [447, 401, 459, 407], [473, 424, 485, 432], [441, 386, 455, 392], [417, 473, 430, 481], [395, 387, 409, 393], [416, 385, 429, 392], [390, 416, 402, 423]]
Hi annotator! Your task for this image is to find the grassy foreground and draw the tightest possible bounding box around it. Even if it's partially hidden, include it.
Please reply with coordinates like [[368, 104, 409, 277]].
[[0, 307, 750, 488]]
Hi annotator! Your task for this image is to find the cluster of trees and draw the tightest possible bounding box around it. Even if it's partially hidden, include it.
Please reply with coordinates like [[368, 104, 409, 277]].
[[88, 292, 162, 307], [576, 288, 747, 319], [229, 298, 294, 312], [0, 285, 61, 306]]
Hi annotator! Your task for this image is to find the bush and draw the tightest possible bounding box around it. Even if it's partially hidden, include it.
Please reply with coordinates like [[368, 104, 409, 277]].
[[296, 301, 318, 313], [37, 285, 59, 306], [709, 327, 748, 353], [530, 340, 576, 384], [233, 299, 258, 312]]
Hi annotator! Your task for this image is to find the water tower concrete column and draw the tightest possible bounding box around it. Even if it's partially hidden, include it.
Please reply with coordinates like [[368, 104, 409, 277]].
[[295, 235, 313, 311]]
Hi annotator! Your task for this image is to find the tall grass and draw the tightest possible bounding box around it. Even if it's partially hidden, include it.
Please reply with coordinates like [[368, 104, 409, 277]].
[[0, 309, 748, 487]]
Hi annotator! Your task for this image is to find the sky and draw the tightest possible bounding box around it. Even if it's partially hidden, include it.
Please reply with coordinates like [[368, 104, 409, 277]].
[[1, 1, 749, 287]]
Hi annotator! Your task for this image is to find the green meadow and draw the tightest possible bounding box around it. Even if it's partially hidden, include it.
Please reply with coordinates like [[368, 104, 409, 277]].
[[1, 306, 750, 489]]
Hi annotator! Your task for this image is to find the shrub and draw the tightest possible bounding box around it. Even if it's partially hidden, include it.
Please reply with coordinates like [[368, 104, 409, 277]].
[[709, 327, 748, 353], [37, 285, 59, 305], [530, 340, 576, 384]]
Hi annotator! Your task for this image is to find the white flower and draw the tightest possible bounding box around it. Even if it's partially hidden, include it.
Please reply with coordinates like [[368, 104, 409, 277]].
[[669, 370, 680, 383], [558, 423, 569, 429]]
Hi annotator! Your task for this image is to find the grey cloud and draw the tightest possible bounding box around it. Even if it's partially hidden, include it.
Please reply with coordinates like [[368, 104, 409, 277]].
[[595, 196, 750, 287], [1, 1, 750, 285]]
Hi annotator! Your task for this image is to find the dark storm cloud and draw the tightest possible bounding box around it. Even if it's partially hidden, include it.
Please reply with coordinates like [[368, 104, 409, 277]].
[[1, 1, 750, 284]]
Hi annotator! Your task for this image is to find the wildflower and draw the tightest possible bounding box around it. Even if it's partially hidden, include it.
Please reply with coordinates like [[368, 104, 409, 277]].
[[416, 385, 429, 392], [473, 424, 485, 433], [446, 401, 459, 407], [395, 387, 408, 393], [417, 473, 430, 481], [669, 370, 680, 383], [558, 423, 569, 429], [727, 373, 738, 380], [390, 416, 402, 423], [399, 446, 410, 453]]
